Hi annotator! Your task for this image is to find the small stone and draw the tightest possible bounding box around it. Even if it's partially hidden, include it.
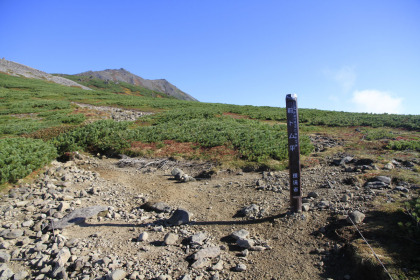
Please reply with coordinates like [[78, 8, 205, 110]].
[[234, 263, 247, 272], [129, 272, 139, 280], [191, 258, 211, 269], [231, 229, 249, 240], [193, 246, 221, 260], [308, 191, 319, 198], [137, 232, 149, 242], [55, 247, 71, 267], [347, 211, 365, 224], [107, 269, 127, 280], [180, 274, 192, 280], [164, 233, 178, 245], [58, 202, 70, 212], [0, 251, 11, 263], [4, 229, 24, 239], [375, 176, 391, 185], [211, 272, 220, 280], [167, 208, 191, 225], [341, 194, 351, 202], [250, 245, 266, 251], [211, 260, 224, 271], [13, 270, 29, 280], [240, 249, 249, 257], [395, 186, 409, 193], [383, 163, 394, 170], [21, 220, 34, 227], [236, 238, 254, 249], [190, 232, 207, 245], [0, 264, 14, 278], [344, 275, 351, 280], [302, 203, 310, 211], [143, 202, 172, 213]]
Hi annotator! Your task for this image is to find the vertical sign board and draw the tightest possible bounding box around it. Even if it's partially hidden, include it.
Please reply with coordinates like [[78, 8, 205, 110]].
[[286, 94, 302, 212]]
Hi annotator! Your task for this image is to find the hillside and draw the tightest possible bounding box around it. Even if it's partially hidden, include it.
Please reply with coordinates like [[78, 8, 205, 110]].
[[0, 72, 419, 279], [0, 58, 90, 90], [74, 68, 198, 101]]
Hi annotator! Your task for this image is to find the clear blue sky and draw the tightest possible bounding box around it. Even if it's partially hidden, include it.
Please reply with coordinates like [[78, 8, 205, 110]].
[[1, 0, 419, 115]]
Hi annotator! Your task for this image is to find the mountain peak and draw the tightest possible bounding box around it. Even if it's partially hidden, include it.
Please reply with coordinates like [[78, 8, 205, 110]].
[[76, 68, 197, 101]]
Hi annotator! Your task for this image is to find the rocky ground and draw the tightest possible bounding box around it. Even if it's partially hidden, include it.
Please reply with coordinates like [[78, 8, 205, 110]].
[[1, 149, 418, 280]]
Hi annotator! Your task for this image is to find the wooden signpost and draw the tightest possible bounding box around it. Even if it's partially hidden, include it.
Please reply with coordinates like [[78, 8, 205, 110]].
[[286, 94, 302, 212]]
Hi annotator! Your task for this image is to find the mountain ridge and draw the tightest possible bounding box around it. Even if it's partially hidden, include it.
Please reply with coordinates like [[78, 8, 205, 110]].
[[75, 68, 198, 101], [0, 58, 91, 90]]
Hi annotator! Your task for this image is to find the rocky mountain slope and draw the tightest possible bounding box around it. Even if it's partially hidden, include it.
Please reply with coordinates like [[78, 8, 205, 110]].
[[75, 69, 198, 101], [0, 58, 90, 90]]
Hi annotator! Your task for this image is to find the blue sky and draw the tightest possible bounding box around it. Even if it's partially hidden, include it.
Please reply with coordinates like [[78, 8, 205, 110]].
[[1, 0, 419, 115]]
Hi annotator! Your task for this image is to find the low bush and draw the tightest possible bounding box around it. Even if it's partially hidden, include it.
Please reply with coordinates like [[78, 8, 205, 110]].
[[387, 140, 420, 152], [0, 138, 57, 184]]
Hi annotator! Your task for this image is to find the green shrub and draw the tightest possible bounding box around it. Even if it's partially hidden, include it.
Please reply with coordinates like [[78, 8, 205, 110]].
[[387, 140, 420, 152], [0, 138, 57, 184], [364, 129, 395, 141], [51, 120, 131, 155]]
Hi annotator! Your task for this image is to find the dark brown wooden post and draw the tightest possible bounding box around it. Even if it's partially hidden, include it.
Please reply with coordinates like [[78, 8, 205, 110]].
[[286, 94, 302, 212]]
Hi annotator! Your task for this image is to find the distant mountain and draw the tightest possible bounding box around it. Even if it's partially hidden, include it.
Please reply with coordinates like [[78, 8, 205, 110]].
[[0, 58, 91, 90], [75, 68, 198, 101]]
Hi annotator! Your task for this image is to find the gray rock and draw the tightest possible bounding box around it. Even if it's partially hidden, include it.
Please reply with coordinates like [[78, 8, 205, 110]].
[[143, 202, 172, 213], [395, 186, 409, 193], [171, 168, 184, 180], [180, 174, 196, 182], [250, 245, 266, 251], [0, 265, 14, 278], [50, 206, 108, 229], [137, 232, 149, 242], [58, 202, 70, 212], [376, 176, 391, 185], [231, 229, 249, 240], [13, 270, 28, 280], [4, 229, 23, 239], [210, 272, 220, 280], [51, 265, 68, 279], [21, 220, 34, 227], [239, 204, 260, 217], [340, 156, 354, 166], [234, 263, 247, 272], [107, 269, 127, 280], [193, 246, 221, 260], [54, 247, 71, 267], [190, 232, 207, 245], [383, 162, 394, 170], [129, 272, 139, 280], [236, 238, 254, 249], [0, 251, 11, 263], [167, 208, 191, 225], [307, 192, 319, 198], [317, 200, 330, 209], [347, 211, 365, 224], [211, 260, 224, 271], [164, 233, 178, 245], [180, 274, 192, 280], [364, 181, 388, 189], [302, 203, 310, 211], [191, 258, 211, 269]]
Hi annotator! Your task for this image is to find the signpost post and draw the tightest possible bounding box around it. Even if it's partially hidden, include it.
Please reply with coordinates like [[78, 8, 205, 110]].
[[286, 94, 302, 212]]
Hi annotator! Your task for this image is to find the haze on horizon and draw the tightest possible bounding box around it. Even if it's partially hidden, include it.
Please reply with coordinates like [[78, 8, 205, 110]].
[[0, 0, 419, 115]]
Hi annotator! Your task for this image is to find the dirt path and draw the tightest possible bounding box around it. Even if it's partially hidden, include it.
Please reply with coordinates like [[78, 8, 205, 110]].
[[3, 152, 415, 279], [66, 157, 356, 280]]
